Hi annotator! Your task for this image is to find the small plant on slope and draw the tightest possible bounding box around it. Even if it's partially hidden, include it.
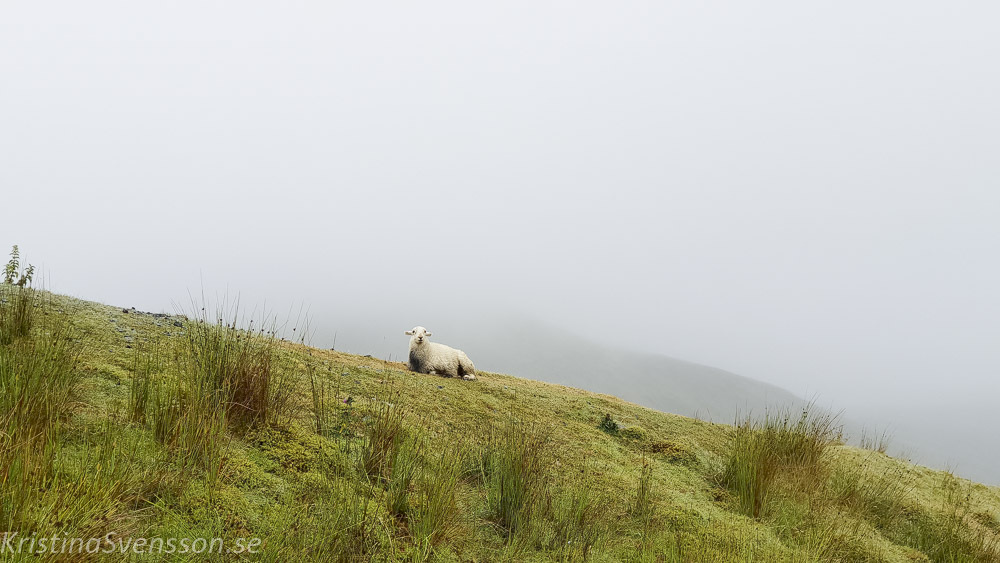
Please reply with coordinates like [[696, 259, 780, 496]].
[[0, 245, 38, 344]]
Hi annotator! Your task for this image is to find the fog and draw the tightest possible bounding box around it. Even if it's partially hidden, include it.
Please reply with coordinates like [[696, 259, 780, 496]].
[[3, 2, 998, 483]]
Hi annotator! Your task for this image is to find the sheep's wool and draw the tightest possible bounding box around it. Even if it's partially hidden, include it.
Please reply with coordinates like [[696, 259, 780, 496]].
[[405, 326, 477, 380]]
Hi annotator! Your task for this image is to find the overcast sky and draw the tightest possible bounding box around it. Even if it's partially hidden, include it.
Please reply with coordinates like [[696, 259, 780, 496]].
[[3, 2, 998, 414]]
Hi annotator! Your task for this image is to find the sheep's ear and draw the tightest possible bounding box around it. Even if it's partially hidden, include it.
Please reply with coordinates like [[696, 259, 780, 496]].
[[405, 330, 414, 335], [425, 332, 432, 337]]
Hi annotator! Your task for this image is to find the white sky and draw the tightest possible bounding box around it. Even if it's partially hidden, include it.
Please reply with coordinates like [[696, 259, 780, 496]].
[[2, 1, 998, 412]]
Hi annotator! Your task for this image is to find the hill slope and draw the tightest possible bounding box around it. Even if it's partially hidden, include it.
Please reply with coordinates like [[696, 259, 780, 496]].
[[451, 317, 803, 423], [2, 291, 998, 562]]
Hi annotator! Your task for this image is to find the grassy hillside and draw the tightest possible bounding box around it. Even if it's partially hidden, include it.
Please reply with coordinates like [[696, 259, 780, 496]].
[[2, 286, 999, 562]]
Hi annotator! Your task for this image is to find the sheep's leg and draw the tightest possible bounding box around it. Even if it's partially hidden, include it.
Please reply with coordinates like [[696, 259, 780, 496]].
[[458, 361, 476, 381]]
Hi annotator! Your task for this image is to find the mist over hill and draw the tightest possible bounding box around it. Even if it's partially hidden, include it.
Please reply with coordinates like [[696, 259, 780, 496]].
[[328, 314, 803, 424], [461, 318, 807, 423], [845, 403, 1000, 487], [460, 322, 1000, 486], [322, 315, 999, 486]]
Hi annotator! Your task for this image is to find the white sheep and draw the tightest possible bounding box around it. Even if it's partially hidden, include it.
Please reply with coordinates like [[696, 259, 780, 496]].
[[404, 326, 477, 381]]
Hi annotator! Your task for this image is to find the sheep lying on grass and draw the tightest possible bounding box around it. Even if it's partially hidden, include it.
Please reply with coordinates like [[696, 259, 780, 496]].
[[404, 326, 477, 381]]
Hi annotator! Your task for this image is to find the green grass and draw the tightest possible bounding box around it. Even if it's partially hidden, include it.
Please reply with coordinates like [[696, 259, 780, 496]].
[[528, 470, 605, 561], [1, 287, 999, 562], [181, 302, 292, 428], [0, 284, 36, 344], [888, 471, 1000, 562], [479, 409, 553, 536], [409, 445, 464, 557], [128, 341, 159, 424], [362, 395, 409, 480], [0, 303, 78, 533], [633, 455, 655, 523], [720, 405, 840, 518]]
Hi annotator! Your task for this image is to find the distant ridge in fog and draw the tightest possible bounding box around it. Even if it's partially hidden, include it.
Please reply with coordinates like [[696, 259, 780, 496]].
[[448, 317, 803, 423]]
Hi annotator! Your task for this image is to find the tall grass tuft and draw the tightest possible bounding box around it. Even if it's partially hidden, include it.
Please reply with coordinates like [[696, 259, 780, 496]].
[[183, 304, 288, 427], [42, 419, 170, 540], [859, 427, 891, 454], [309, 363, 331, 437], [0, 323, 77, 448], [0, 245, 36, 344], [479, 411, 552, 535], [633, 456, 655, 523], [262, 476, 388, 562], [150, 376, 184, 446], [828, 457, 911, 529], [633, 457, 666, 559], [131, 353, 229, 495], [358, 395, 424, 516], [128, 341, 161, 424], [721, 421, 777, 518], [362, 398, 407, 479], [0, 308, 77, 530], [136, 300, 294, 481], [0, 284, 36, 345], [386, 431, 423, 516], [825, 445, 999, 560], [720, 405, 840, 518], [544, 477, 603, 560], [892, 472, 1000, 562], [410, 445, 464, 555]]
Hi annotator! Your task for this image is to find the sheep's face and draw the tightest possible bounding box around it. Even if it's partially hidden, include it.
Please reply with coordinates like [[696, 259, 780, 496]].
[[405, 326, 432, 345]]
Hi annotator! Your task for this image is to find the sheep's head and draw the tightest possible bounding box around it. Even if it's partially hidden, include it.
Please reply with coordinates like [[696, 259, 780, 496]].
[[404, 326, 432, 345]]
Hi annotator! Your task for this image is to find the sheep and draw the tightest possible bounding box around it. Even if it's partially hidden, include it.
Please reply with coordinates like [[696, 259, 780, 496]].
[[404, 326, 477, 381]]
